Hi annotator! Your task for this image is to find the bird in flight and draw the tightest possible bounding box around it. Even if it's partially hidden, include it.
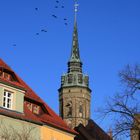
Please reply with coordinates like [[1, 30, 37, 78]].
[[56, 0, 59, 3], [12, 44, 16, 46], [35, 8, 38, 11], [61, 6, 64, 8], [55, 6, 58, 8], [52, 14, 57, 18], [41, 29, 47, 32], [64, 18, 67, 21], [36, 33, 39, 35]]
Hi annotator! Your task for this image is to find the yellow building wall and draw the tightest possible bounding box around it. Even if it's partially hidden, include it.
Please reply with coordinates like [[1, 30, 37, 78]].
[[41, 125, 75, 140]]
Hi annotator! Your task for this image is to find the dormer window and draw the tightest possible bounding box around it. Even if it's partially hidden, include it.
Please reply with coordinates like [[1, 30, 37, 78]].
[[33, 105, 40, 114], [3, 72, 10, 80], [3, 91, 13, 109], [27, 103, 32, 111], [0, 68, 19, 82], [26, 101, 40, 115]]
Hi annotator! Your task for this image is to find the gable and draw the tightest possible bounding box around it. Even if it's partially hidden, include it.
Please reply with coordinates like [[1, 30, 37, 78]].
[[0, 68, 19, 82]]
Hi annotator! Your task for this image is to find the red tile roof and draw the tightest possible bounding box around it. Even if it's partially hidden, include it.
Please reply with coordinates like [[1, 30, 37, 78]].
[[75, 120, 113, 140], [0, 59, 12, 71], [0, 59, 77, 135], [0, 78, 25, 90], [0, 104, 42, 124]]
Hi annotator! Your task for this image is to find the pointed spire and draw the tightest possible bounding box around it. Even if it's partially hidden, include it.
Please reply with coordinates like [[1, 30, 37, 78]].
[[69, 0, 81, 63], [74, 0, 78, 24], [68, 0, 82, 73], [60, 0, 90, 88]]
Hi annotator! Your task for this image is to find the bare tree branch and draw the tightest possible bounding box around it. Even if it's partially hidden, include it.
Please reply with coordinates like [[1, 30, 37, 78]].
[[99, 64, 140, 139]]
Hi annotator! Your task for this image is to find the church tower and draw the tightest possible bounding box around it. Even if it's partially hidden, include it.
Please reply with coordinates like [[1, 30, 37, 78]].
[[59, 0, 91, 129]]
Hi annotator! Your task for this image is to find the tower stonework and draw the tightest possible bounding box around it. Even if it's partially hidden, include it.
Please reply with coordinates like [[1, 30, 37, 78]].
[[58, 2, 91, 129]]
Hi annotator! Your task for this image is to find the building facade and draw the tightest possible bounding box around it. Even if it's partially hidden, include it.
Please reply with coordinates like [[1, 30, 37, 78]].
[[0, 59, 76, 140]]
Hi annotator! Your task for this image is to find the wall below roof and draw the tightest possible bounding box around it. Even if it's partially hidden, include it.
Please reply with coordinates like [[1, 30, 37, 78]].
[[0, 115, 76, 140], [41, 125, 75, 140], [0, 83, 25, 113], [0, 115, 41, 140]]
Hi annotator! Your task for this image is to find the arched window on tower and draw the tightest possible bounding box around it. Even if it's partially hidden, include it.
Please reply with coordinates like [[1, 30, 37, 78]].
[[66, 101, 72, 117], [79, 102, 83, 117]]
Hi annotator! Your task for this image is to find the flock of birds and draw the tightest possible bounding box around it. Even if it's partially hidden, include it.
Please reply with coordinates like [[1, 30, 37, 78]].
[[52, 0, 68, 24], [12, 0, 68, 46], [35, 0, 68, 36]]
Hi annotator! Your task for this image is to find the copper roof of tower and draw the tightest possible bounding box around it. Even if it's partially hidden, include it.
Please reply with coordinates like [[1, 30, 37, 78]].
[[69, 21, 81, 63], [69, 0, 81, 63]]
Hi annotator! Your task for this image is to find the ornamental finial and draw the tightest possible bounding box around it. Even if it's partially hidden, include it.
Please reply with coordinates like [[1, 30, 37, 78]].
[[74, 0, 79, 22]]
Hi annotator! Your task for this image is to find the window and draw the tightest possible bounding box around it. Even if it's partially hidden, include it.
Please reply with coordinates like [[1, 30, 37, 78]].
[[66, 101, 72, 117], [3, 91, 12, 109], [0, 70, 18, 82], [33, 105, 40, 114], [3, 72, 10, 80], [27, 102, 32, 111], [79, 102, 83, 117]]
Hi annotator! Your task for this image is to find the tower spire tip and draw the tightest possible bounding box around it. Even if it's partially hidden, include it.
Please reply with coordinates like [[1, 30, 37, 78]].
[[74, 0, 79, 23]]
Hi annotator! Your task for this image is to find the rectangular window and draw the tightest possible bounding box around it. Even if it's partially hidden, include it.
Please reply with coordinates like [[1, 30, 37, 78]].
[[3, 72, 10, 80], [33, 105, 40, 114], [3, 91, 12, 109]]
